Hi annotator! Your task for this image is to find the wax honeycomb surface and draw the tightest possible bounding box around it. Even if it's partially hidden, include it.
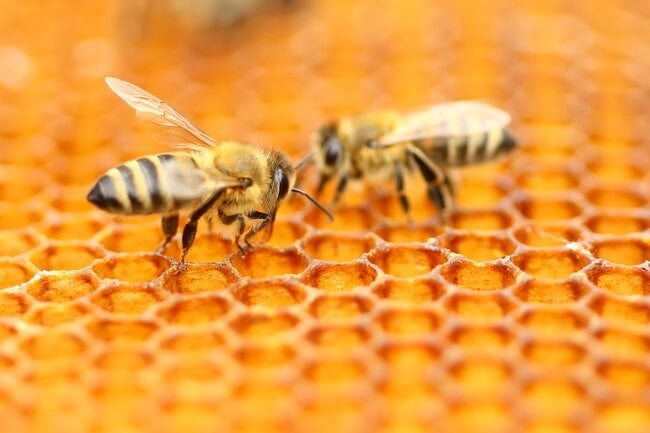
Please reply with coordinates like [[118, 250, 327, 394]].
[[0, 0, 649, 432]]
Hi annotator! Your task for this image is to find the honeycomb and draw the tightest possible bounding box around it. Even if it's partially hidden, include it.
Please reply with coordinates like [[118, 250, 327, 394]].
[[1, 0, 650, 432]]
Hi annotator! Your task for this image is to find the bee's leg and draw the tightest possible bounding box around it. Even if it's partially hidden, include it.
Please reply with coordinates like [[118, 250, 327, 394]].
[[394, 163, 412, 224], [180, 191, 224, 267], [156, 214, 179, 254], [331, 172, 349, 210], [316, 173, 331, 195], [407, 146, 454, 223], [219, 212, 248, 255], [243, 211, 273, 248], [205, 214, 215, 233]]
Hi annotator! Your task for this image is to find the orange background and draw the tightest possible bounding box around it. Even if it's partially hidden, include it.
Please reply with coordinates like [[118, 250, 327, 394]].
[[0, 0, 649, 432]]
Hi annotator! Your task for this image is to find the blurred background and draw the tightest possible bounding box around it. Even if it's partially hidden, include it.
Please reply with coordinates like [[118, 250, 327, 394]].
[[0, 0, 650, 432]]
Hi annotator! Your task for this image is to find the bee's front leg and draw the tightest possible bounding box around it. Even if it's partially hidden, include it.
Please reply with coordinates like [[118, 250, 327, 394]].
[[243, 211, 273, 248], [219, 211, 248, 255]]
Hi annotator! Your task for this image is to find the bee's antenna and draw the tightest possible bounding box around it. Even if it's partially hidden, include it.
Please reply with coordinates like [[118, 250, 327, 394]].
[[294, 151, 315, 171], [291, 188, 334, 221]]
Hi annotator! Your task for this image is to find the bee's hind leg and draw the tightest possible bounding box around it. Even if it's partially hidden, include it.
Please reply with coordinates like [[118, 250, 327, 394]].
[[407, 146, 454, 224], [156, 214, 179, 254]]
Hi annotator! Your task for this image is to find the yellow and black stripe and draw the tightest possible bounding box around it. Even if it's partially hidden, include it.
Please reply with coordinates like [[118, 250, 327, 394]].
[[87, 153, 194, 215], [419, 129, 516, 167]]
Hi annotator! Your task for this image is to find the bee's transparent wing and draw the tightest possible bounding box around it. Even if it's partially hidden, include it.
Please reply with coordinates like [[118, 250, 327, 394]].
[[376, 101, 512, 147], [105, 77, 217, 150], [163, 157, 242, 203]]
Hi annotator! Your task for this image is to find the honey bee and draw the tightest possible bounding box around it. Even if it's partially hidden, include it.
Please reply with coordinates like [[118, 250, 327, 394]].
[[87, 77, 332, 264], [309, 102, 516, 220]]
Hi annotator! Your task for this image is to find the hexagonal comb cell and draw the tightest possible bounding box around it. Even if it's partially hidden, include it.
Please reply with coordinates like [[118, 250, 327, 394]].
[[447, 356, 514, 395], [236, 342, 296, 372], [0, 201, 43, 230], [372, 277, 445, 303], [446, 293, 515, 323], [368, 245, 447, 278], [523, 340, 588, 370], [584, 214, 648, 235], [305, 324, 371, 353], [440, 232, 516, 262], [156, 295, 231, 326], [230, 311, 299, 340], [374, 222, 441, 243], [306, 205, 377, 232], [302, 233, 377, 262], [161, 262, 238, 294], [512, 248, 590, 280], [177, 233, 235, 263], [26, 270, 98, 302], [515, 197, 584, 222], [92, 253, 171, 283], [233, 280, 306, 309], [447, 401, 512, 433], [513, 279, 590, 304], [589, 296, 650, 328], [0, 229, 42, 257], [597, 360, 650, 393], [91, 283, 166, 314], [594, 329, 650, 360], [40, 213, 105, 241], [441, 259, 516, 291], [590, 238, 650, 265], [96, 222, 164, 254], [375, 306, 442, 337], [19, 330, 87, 362], [309, 294, 373, 322], [515, 166, 580, 194], [24, 302, 91, 327], [261, 219, 308, 249], [517, 308, 589, 336], [301, 262, 376, 293], [448, 325, 513, 353], [0, 292, 31, 317], [450, 209, 513, 231], [521, 378, 586, 419], [0, 259, 35, 289], [455, 178, 508, 207], [230, 247, 309, 278], [513, 224, 582, 248], [159, 330, 226, 355], [86, 317, 159, 345], [303, 356, 367, 391], [587, 264, 650, 296], [29, 241, 105, 271], [586, 186, 646, 209], [595, 403, 650, 433]]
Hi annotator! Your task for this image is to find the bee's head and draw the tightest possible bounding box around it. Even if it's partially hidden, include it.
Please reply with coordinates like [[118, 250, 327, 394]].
[[313, 122, 345, 192]]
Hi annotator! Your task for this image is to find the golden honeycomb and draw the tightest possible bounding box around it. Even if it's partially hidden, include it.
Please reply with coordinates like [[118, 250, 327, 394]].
[[1, 0, 650, 432]]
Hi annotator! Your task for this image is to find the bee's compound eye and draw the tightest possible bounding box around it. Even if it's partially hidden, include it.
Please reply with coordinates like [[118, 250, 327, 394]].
[[276, 169, 290, 200], [323, 136, 341, 166]]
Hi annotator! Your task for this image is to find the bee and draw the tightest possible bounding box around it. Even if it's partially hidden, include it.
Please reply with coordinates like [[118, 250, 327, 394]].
[[308, 102, 516, 220], [87, 77, 332, 264]]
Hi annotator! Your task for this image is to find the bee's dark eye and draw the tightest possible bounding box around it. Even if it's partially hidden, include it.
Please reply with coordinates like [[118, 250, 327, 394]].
[[276, 169, 290, 200], [323, 136, 341, 166]]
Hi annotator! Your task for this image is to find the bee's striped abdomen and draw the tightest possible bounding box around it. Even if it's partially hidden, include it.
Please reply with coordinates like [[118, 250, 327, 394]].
[[87, 153, 197, 215], [422, 129, 516, 167]]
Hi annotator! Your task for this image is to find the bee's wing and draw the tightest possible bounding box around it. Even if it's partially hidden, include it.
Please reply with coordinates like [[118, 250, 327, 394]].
[[376, 101, 512, 147], [163, 157, 242, 203], [105, 77, 217, 150]]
